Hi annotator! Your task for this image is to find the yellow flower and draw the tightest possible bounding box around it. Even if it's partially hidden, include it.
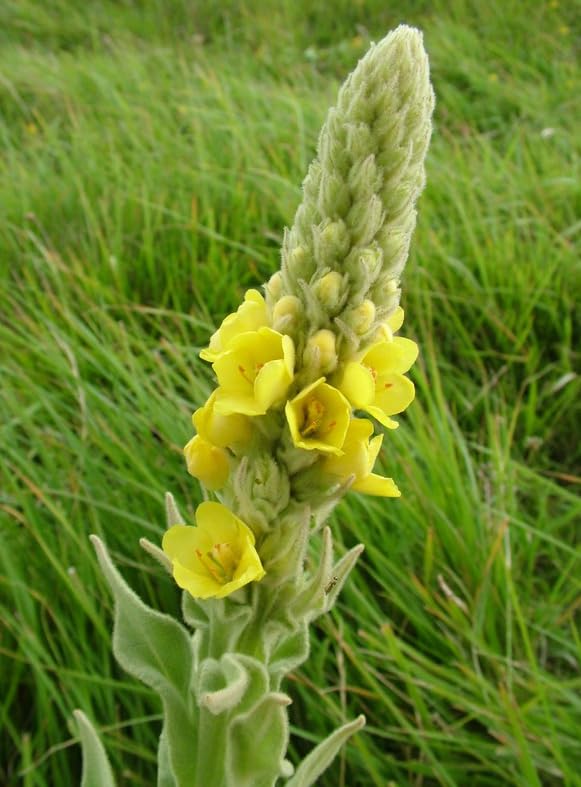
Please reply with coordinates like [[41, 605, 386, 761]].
[[337, 335, 418, 429], [200, 290, 268, 362], [184, 435, 229, 490], [322, 418, 400, 497], [285, 377, 351, 455], [213, 327, 295, 416], [193, 390, 251, 447], [162, 502, 265, 599]]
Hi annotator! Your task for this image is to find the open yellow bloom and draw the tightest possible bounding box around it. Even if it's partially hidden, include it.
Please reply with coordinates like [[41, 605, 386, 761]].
[[337, 335, 418, 430], [285, 378, 351, 455], [323, 418, 400, 496], [213, 327, 295, 416], [184, 435, 229, 490], [193, 390, 251, 448], [162, 501, 265, 599], [200, 289, 268, 362]]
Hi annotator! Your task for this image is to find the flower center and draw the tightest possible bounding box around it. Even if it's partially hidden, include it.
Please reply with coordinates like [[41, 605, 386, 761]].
[[238, 362, 265, 386], [196, 542, 237, 583], [301, 398, 326, 438]]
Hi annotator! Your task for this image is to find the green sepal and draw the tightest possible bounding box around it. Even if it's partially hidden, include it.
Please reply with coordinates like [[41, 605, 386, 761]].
[[260, 503, 311, 583], [290, 527, 333, 621], [73, 709, 116, 787], [286, 715, 366, 787], [324, 543, 364, 614], [91, 535, 196, 787]]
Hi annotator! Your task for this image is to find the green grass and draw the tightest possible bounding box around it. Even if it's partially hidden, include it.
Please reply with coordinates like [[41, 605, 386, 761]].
[[1, 1, 579, 784]]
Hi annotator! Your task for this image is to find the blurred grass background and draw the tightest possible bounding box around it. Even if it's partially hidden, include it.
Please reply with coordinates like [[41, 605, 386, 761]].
[[0, 0, 579, 784]]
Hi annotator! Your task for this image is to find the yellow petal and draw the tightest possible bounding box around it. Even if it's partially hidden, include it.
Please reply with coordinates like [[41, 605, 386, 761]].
[[213, 391, 266, 417], [373, 373, 415, 415], [173, 561, 223, 599], [367, 433, 384, 470], [281, 334, 295, 378], [254, 359, 293, 411], [386, 306, 404, 333], [363, 338, 418, 376], [196, 500, 255, 545], [322, 419, 370, 478], [213, 350, 255, 396], [338, 362, 375, 407], [200, 290, 267, 362], [365, 405, 400, 429], [352, 473, 401, 497], [193, 391, 251, 447], [183, 435, 229, 490], [162, 524, 203, 562]]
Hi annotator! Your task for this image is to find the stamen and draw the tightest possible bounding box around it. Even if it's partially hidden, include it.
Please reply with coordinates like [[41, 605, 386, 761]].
[[196, 548, 224, 582], [197, 543, 237, 584], [301, 398, 325, 438], [238, 364, 254, 384]]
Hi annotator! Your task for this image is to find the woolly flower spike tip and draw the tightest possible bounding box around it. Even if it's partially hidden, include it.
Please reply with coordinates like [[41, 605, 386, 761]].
[[162, 501, 265, 599], [273, 25, 434, 357]]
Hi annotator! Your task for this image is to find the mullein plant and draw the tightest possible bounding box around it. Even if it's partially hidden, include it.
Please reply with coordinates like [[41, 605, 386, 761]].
[[77, 25, 434, 787]]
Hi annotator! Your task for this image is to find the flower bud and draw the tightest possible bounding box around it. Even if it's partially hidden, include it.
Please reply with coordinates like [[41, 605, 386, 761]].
[[184, 435, 229, 490], [266, 271, 283, 300], [272, 295, 302, 332], [314, 271, 344, 311], [286, 246, 308, 277], [303, 329, 338, 374], [319, 220, 349, 255], [359, 247, 383, 280], [344, 299, 376, 335]]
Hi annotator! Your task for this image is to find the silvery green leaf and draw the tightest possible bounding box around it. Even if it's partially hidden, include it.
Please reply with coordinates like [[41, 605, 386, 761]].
[[91, 535, 196, 787], [73, 709, 116, 787], [165, 491, 185, 527], [198, 655, 249, 715], [226, 693, 291, 787], [139, 537, 172, 573], [286, 715, 366, 787]]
